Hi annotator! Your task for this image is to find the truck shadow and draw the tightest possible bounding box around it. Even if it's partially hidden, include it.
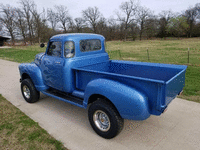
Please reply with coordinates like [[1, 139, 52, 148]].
[[36, 95, 177, 148]]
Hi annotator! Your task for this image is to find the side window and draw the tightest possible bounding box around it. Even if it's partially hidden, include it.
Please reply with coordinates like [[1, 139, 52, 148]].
[[47, 41, 62, 57], [64, 41, 75, 58], [80, 39, 101, 52]]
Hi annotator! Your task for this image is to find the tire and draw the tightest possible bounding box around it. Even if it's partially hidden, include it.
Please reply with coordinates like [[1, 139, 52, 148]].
[[88, 99, 124, 139], [21, 79, 40, 103]]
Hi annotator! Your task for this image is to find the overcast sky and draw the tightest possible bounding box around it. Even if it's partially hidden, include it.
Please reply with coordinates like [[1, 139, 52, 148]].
[[1, 0, 200, 19]]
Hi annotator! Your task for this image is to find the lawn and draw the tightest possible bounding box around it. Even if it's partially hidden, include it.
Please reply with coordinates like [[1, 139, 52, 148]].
[[0, 45, 44, 63], [0, 38, 200, 102], [0, 94, 67, 150], [106, 38, 200, 65]]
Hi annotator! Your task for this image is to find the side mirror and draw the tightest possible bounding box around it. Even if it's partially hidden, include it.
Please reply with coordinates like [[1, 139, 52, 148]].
[[40, 43, 45, 48]]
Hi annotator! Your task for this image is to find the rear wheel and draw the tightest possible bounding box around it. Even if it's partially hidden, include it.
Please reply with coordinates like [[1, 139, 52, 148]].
[[88, 99, 124, 139], [21, 79, 40, 103]]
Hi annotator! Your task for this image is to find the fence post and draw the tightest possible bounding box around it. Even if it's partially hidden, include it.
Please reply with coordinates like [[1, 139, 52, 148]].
[[108, 50, 111, 59], [147, 48, 150, 61], [118, 50, 122, 60], [188, 48, 190, 64]]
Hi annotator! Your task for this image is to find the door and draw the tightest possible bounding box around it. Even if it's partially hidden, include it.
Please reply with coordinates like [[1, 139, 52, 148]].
[[41, 40, 65, 91]]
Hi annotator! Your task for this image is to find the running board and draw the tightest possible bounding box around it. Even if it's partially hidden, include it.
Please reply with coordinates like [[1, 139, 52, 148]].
[[42, 88, 84, 108]]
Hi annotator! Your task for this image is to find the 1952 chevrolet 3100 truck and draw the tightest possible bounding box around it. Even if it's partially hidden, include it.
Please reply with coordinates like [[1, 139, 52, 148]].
[[19, 33, 187, 139]]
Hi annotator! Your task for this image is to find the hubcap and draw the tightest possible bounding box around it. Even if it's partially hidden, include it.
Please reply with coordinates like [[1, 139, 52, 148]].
[[23, 85, 30, 99], [93, 110, 111, 132]]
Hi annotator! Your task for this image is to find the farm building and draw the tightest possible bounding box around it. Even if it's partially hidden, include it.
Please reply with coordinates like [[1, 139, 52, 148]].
[[0, 36, 10, 46]]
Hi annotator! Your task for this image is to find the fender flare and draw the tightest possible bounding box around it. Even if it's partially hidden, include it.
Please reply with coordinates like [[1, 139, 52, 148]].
[[84, 78, 150, 120], [19, 63, 47, 91]]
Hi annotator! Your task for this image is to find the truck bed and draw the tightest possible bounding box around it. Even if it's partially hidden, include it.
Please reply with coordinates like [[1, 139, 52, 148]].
[[73, 60, 187, 115]]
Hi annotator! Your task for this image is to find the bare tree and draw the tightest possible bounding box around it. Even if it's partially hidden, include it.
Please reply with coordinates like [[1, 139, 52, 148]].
[[129, 22, 138, 41], [38, 14, 51, 43], [117, 0, 139, 41], [159, 10, 174, 22], [55, 5, 71, 32], [106, 18, 118, 40], [82, 6, 101, 33], [68, 18, 75, 32], [0, 15, 3, 34], [184, 3, 200, 37], [74, 17, 85, 32], [20, 0, 35, 44], [118, 23, 126, 40], [47, 8, 58, 30], [107, 18, 117, 29], [158, 10, 174, 38], [144, 16, 159, 39], [31, 7, 44, 43], [97, 17, 107, 34], [137, 6, 152, 40], [0, 4, 16, 45], [20, 0, 49, 43], [15, 8, 28, 45]]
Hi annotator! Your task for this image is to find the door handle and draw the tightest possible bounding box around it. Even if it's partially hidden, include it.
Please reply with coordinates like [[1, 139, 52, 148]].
[[55, 62, 61, 64]]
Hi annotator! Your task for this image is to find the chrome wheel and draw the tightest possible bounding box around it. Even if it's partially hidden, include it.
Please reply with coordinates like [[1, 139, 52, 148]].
[[93, 110, 111, 132], [23, 85, 30, 99], [21, 79, 40, 103]]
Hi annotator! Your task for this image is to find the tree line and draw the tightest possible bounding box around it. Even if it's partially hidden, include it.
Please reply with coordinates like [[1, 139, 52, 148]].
[[0, 0, 200, 45]]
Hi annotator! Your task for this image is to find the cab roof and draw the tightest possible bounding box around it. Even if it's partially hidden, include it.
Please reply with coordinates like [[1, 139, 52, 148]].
[[50, 33, 105, 42]]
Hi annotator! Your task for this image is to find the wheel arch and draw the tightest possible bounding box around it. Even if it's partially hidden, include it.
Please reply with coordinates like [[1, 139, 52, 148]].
[[88, 94, 108, 104], [87, 94, 121, 116], [19, 63, 48, 91], [21, 73, 31, 80], [84, 78, 151, 120]]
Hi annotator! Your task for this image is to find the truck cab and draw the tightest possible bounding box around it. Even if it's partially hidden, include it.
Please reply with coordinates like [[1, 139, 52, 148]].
[[35, 34, 109, 93]]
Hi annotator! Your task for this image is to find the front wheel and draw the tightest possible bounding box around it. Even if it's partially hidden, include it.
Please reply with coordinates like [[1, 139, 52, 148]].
[[88, 99, 124, 139], [21, 79, 40, 103]]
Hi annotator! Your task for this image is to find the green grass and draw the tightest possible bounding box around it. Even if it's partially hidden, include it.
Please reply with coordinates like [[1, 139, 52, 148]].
[[0, 45, 44, 63], [178, 66, 200, 103], [106, 38, 200, 65], [0, 94, 67, 150]]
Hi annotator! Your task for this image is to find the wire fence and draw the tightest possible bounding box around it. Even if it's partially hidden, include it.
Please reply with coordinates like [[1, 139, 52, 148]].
[[107, 47, 200, 66]]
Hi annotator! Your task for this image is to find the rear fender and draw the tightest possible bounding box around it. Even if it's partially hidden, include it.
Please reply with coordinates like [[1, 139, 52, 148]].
[[84, 79, 150, 120], [19, 63, 48, 91]]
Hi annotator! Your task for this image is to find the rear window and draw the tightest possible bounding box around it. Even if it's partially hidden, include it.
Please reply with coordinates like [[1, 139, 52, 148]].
[[80, 39, 101, 52]]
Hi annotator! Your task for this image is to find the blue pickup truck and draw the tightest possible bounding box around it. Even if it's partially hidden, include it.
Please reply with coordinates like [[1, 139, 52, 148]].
[[19, 33, 187, 139]]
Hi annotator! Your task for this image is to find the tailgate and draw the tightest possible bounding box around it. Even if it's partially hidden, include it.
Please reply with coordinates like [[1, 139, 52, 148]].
[[164, 68, 187, 105]]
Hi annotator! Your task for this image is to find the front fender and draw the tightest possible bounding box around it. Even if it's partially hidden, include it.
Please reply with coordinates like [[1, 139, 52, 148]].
[[84, 79, 150, 120], [19, 63, 48, 91]]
